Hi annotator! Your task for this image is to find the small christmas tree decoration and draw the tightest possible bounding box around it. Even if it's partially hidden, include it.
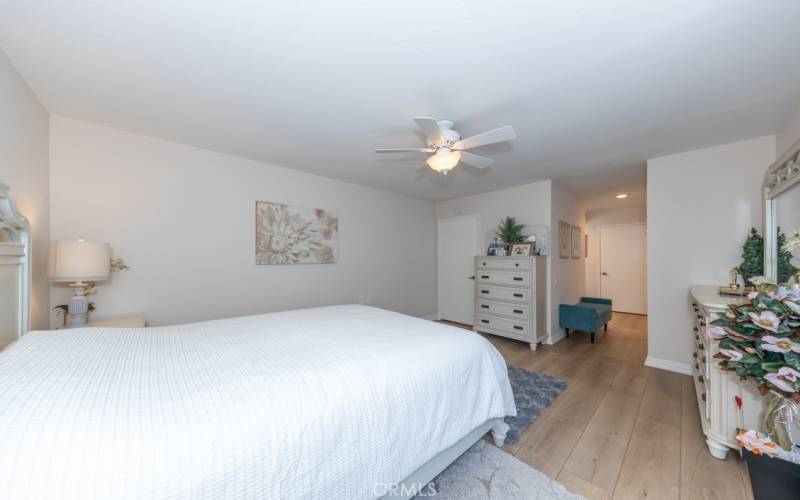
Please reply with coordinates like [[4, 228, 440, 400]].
[[738, 227, 764, 284]]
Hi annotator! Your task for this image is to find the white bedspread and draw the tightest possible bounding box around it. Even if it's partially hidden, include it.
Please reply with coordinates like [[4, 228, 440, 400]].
[[0, 305, 515, 499]]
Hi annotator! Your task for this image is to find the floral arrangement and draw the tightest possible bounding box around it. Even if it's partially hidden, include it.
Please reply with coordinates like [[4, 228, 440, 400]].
[[710, 284, 800, 400]]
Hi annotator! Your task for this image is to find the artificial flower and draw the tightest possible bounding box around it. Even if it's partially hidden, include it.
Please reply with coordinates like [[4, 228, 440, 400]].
[[765, 372, 797, 393], [737, 430, 780, 457], [748, 311, 781, 332], [708, 326, 728, 340], [777, 367, 800, 382], [785, 300, 800, 315], [782, 229, 800, 252], [747, 291, 759, 300], [761, 335, 800, 353], [720, 348, 743, 361]]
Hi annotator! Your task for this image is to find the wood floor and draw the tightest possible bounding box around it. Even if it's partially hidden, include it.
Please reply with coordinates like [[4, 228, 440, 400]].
[[445, 313, 753, 500]]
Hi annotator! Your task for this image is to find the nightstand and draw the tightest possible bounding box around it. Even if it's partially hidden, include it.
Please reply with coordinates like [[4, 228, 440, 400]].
[[88, 317, 146, 328]]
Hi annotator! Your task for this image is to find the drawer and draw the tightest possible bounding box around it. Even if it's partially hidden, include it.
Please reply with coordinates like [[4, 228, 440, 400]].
[[476, 258, 530, 271], [476, 271, 529, 287], [476, 315, 530, 337], [477, 300, 529, 320], [476, 285, 528, 303]]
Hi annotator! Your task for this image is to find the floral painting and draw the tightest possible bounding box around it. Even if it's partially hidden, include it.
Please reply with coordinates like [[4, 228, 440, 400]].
[[255, 201, 338, 264]]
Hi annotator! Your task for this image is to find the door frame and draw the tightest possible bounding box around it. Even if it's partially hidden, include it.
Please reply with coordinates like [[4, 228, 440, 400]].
[[437, 214, 481, 323], [598, 222, 647, 315]]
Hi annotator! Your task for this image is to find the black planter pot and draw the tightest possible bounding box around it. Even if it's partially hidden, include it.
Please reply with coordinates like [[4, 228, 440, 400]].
[[743, 449, 800, 500]]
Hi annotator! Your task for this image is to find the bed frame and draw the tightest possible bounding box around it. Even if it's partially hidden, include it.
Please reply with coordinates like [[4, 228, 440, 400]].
[[381, 418, 509, 499]]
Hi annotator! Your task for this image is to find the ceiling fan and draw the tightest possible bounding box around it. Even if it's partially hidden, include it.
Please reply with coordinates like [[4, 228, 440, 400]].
[[376, 118, 516, 175]]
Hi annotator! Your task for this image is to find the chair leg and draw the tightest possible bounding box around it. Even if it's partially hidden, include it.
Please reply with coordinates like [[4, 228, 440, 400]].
[[591, 332, 595, 343], [604, 323, 608, 332], [565, 328, 570, 338]]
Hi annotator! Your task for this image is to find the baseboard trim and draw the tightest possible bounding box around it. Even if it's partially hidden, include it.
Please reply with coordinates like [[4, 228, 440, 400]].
[[423, 314, 439, 321], [546, 330, 565, 345], [645, 356, 692, 375]]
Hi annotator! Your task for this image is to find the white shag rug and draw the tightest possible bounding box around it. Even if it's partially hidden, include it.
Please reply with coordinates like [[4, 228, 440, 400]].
[[419, 440, 584, 500]]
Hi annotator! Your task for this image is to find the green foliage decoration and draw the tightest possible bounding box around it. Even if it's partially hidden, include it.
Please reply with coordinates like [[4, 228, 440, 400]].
[[495, 217, 525, 244]]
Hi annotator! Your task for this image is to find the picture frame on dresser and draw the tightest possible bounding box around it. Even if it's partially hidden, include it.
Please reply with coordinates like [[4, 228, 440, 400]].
[[509, 242, 533, 256]]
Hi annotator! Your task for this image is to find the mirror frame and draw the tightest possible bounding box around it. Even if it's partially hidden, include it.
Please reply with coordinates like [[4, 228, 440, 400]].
[[0, 182, 31, 336], [764, 137, 800, 283]]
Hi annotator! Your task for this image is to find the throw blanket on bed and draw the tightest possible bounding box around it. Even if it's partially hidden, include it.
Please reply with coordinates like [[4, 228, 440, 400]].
[[0, 305, 515, 499]]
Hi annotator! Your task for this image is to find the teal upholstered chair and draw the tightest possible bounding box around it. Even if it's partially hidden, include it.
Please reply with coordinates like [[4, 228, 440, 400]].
[[558, 297, 612, 343]]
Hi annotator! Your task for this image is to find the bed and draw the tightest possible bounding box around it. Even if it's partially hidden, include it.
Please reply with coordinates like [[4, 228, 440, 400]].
[[0, 304, 516, 499]]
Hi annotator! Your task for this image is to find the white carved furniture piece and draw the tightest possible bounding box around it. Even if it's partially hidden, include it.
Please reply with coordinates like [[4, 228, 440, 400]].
[[474, 256, 547, 350], [689, 285, 764, 459], [0, 183, 31, 347]]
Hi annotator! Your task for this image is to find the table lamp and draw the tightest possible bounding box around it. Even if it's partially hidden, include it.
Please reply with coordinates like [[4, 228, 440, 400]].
[[48, 239, 111, 328]]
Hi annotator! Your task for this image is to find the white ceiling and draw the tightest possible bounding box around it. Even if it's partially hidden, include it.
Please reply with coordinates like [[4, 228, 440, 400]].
[[1, 1, 799, 202]]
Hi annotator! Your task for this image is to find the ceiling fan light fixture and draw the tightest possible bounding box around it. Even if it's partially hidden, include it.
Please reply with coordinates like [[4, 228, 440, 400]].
[[427, 150, 461, 174], [615, 193, 629, 199]]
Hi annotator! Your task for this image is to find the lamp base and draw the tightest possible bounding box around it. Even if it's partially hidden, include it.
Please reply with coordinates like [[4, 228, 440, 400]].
[[67, 284, 89, 328]]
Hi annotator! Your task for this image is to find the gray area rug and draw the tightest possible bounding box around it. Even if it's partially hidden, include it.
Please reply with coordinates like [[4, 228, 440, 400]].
[[505, 366, 567, 443], [422, 440, 583, 499]]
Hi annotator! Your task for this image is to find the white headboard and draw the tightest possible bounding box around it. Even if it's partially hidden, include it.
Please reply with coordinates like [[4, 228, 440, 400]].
[[0, 183, 31, 344]]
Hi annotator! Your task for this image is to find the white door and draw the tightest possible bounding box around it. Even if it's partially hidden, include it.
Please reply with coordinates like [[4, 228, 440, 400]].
[[600, 223, 647, 314], [438, 215, 480, 325]]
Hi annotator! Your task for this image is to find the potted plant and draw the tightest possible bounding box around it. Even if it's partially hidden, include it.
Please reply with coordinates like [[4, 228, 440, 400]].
[[709, 280, 800, 499], [496, 217, 525, 250]]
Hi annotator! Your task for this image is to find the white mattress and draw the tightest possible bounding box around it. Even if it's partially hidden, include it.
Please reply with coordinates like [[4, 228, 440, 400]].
[[0, 305, 516, 499]]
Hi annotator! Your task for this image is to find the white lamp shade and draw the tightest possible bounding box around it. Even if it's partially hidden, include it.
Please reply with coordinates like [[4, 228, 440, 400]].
[[48, 240, 111, 282], [426, 151, 461, 172]]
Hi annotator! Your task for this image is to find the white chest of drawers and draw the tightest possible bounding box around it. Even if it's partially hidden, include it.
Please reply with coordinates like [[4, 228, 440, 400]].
[[474, 256, 546, 350], [689, 285, 765, 459]]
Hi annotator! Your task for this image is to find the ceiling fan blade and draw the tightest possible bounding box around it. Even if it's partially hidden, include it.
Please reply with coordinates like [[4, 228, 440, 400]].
[[459, 152, 494, 169], [375, 148, 435, 153], [453, 126, 516, 151], [413, 117, 443, 143]]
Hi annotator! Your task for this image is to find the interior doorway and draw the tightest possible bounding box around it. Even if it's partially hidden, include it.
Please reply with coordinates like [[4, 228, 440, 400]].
[[599, 223, 647, 314], [437, 215, 480, 325]]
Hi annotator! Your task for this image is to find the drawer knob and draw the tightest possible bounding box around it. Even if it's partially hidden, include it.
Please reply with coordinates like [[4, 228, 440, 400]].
[[513, 277, 523, 281], [513, 293, 523, 298], [481, 275, 490, 279], [481, 290, 489, 294], [699, 344, 705, 350], [515, 263, 519, 267], [693, 352, 698, 358], [481, 304, 489, 309], [513, 325, 523, 331], [513, 309, 523, 314], [698, 375, 704, 383], [693, 327, 698, 332], [481, 319, 490, 324], [702, 393, 707, 402]]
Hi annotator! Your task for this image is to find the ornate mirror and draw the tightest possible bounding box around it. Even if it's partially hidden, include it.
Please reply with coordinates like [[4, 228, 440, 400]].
[[0, 183, 31, 346], [764, 138, 800, 284]]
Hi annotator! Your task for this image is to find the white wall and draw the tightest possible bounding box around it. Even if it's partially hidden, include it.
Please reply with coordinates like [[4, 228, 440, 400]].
[[549, 181, 586, 341], [585, 205, 647, 297], [647, 136, 774, 374], [777, 103, 800, 158], [0, 49, 50, 330], [436, 181, 553, 337], [49, 116, 437, 327]]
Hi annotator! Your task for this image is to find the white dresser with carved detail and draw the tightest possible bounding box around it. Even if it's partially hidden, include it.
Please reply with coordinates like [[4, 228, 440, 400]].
[[474, 256, 546, 350], [689, 285, 765, 459]]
